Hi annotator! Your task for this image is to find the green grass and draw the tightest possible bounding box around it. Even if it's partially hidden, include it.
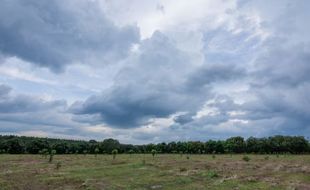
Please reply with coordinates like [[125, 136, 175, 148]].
[[0, 154, 309, 189]]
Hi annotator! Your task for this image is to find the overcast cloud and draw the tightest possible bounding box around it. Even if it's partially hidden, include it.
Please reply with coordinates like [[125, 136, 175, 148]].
[[0, 0, 309, 144]]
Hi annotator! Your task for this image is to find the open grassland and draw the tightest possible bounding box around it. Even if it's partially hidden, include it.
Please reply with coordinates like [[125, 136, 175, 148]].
[[0, 154, 309, 190]]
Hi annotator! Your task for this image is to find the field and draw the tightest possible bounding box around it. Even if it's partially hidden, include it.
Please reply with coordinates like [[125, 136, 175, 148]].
[[0, 154, 309, 190]]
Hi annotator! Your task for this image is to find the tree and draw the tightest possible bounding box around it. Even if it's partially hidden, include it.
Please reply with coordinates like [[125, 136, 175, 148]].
[[53, 142, 68, 154], [100, 139, 120, 154], [27, 140, 49, 154], [225, 137, 245, 153], [7, 138, 24, 154]]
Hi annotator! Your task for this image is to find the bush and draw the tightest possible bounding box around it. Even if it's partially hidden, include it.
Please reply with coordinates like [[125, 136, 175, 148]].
[[49, 150, 56, 163], [151, 149, 156, 158], [112, 149, 118, 160], [242, 155, 250, 162], [207, 170, 219, 178]]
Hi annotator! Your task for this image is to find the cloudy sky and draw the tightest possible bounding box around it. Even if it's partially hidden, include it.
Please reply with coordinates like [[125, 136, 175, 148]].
[[0, 0, 309, 144]]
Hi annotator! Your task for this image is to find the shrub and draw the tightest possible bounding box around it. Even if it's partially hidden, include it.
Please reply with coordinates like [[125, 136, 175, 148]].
[[112, 149, 118, 160], [94, 148, 99, 157], [242, 155, 250, 162], [151, 149, 156, 159], [207, 170, 219, 178], [49, 150, 56, 163]]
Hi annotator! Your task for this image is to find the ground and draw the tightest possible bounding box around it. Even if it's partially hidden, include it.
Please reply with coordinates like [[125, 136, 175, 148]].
[[0, 154, 309, 190]]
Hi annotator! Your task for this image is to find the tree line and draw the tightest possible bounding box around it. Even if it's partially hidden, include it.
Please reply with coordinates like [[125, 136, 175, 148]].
[[0, 135, 309, 155]]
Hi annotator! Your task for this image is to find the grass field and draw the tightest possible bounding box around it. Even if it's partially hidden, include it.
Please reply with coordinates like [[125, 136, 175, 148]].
[[0, 154, 309, 190]]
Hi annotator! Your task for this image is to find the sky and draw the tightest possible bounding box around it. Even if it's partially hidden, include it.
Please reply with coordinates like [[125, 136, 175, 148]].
[[0, 0, 309, 144]]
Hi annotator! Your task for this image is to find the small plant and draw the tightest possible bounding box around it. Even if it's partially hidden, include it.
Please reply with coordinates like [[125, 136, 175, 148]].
[[94, 148, 99, 157], [212, 154, 216, 159], [264, 156, 269, 160], [56, 162, 61, 170], [112, 149, 118, 160], [186, 155, 190, 160], [179, 167, 187, 172], [151, 149, 156, 159], [49, 149, 56, 163], [207, 170, 219, 178], [242, 155, 250, 162]]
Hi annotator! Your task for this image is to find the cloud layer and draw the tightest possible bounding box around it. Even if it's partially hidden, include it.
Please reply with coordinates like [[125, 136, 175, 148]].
[[0, 0, 139, 72], [0, 0, 309, 143]]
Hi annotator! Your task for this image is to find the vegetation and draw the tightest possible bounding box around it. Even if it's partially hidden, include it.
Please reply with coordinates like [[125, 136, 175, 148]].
[[151, 149, 156, 158], [0, 135, 309, 155], [94, 148, 99, 157], [0, 136, 310, 156], [1, 154, 309, 189], [242, 155, 251, 162], [111, 149, 118, 160], [0, 135, 309, 189], [49, 149, 56, 163]]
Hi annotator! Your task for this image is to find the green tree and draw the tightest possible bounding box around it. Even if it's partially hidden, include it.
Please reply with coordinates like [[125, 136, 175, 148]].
[[225, 137, 245, 153]]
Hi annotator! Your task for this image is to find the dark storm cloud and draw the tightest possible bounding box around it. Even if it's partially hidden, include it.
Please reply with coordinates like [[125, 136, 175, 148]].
[[0, 0, 139, 72], [70, 31, 248, 128], [70, 32, 204, 128]]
